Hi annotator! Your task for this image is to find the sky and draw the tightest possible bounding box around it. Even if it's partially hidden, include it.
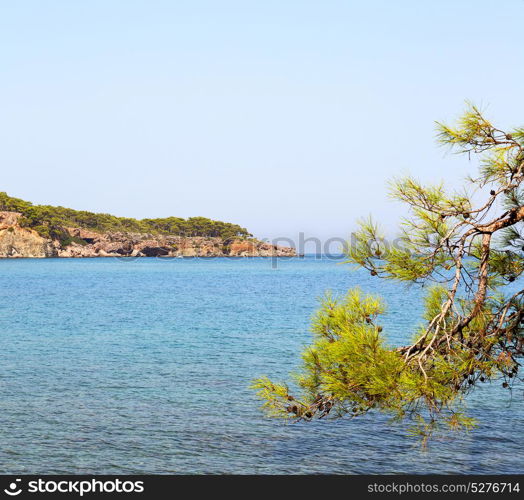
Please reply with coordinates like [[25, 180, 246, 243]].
[[1, 0, 524, 248]]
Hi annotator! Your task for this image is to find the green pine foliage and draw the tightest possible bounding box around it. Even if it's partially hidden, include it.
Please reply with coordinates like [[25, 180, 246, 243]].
[[252, 104, 524, 442], [0, 192, 251, 240]]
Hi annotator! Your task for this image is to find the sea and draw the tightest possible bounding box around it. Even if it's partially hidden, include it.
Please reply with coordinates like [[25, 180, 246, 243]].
[[0, 256, 522, 474]]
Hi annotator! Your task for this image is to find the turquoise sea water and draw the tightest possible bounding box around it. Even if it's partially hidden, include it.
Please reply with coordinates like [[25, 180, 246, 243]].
[[0, 256, 522, 474]]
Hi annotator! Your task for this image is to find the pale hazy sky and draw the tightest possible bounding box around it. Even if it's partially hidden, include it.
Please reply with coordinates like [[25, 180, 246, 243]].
[[1, 0, 524, 244]]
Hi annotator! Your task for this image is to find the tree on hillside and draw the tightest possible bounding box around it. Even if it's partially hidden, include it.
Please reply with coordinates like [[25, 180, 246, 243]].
[[0, 191, 251, 240], [252, 104, 524, 441]]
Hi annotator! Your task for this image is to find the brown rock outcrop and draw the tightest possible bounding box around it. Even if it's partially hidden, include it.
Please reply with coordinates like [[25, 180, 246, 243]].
[[0, 211, 296, 258], [0, 212, 56, 258]]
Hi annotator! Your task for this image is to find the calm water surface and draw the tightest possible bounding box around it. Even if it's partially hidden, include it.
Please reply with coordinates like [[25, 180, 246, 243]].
[[0, 257, 522, 474]]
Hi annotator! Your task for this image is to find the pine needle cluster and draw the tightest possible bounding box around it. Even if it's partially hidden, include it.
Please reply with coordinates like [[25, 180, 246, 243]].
[[252, 104, 524, 441]]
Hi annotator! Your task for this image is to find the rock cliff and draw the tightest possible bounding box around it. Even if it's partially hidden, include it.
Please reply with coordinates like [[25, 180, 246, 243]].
[[0, 212, 295, 258]]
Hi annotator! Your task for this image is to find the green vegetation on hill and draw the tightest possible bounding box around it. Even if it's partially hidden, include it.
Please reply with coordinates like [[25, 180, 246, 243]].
[[0, 192, 252, 240]]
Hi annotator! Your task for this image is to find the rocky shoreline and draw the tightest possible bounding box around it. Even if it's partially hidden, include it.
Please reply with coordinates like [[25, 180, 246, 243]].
[[0, 211, 295, 258]]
